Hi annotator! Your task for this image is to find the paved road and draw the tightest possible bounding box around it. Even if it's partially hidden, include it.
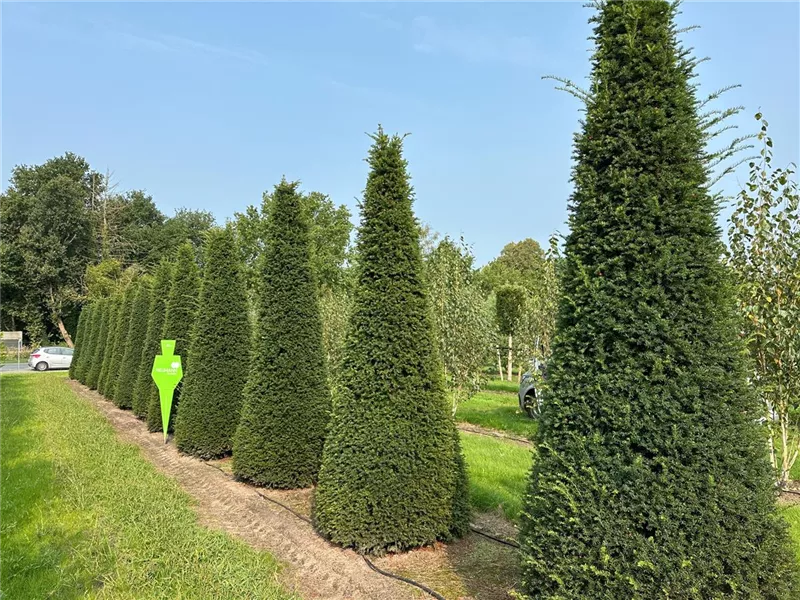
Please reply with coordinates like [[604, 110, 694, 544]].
[[0, 363, 30, 372]]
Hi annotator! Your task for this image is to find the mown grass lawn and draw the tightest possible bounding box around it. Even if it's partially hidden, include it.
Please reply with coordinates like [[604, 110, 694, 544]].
[[460, 432, 532, 521], [456, 390, 538, 439], [0, 372, 296, 600]]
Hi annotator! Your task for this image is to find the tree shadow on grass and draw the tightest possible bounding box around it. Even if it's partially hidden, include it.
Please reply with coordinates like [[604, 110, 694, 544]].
[[1, 377, 102, 599]]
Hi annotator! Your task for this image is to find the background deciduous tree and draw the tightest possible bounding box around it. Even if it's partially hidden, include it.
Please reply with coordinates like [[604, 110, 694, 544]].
[[425, 236, 493, 413], [729, 113, 800, 485]]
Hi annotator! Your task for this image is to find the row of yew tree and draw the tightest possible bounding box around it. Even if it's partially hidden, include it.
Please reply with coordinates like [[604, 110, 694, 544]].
[[69, 128, 468, 555], [69, 0, 798, 596]]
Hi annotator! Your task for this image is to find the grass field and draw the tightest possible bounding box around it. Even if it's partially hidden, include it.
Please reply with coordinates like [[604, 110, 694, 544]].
[[456, 390, 538, 438], [484, 378, 520, 394], [1, 372, 296, 600], [460, 432, 532, 521]]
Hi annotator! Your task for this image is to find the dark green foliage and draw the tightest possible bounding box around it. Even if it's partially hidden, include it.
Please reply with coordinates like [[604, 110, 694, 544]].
[[115, 279, 152, 410], [146, 243, 199, 433], [313, 130, 469, 554], [74, 305, 96, 383], [519, 2, 797, 598], [232, 181, 330, 486], [94, 299, 120, 394], [495, 284, 526, 336], [68, 305, 90, 380], [83, 300, 108, 388], [176, 227, 250, 458], [133, 261, 172, 420], [104, 284, 136, 406]]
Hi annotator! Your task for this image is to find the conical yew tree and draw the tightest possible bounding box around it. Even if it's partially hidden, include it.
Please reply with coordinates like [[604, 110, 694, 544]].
[[146, 243, 199, 433], [233, 180, 330, 487], [313, 129, 469, 553], [518, 2, 797, 598], [85, 298, 110, 389], [104, 283, 137, 405], [133, 260, 172, 420], [176, 227, 250, 458], [115, 278, 152, 410], [81, 305, 100, 384], [96, 297, 120, 395], [69, 304, 91, 380]]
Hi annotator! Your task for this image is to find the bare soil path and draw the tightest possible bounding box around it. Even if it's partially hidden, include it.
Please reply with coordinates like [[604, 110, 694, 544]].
[[67, 380, 421, 600]]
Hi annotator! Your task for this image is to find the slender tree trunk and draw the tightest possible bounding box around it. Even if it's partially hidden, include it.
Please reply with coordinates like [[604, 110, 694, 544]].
[[507, 335, 513, 382], [57, 317, 74, 348], [497, 347, 504, 381]]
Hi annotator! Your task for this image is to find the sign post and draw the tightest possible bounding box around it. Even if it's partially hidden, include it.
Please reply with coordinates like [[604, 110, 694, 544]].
[[150, 340, 183, 443]]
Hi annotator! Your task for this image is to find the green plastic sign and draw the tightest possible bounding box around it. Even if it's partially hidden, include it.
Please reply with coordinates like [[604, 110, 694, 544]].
[[151, 340, 183, 442]]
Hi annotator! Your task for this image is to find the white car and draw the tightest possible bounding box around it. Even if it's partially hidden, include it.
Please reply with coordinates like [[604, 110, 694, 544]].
[[28, 347, 74, 371]]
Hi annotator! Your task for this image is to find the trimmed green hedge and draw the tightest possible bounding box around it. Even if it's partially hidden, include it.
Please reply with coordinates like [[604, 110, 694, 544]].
[[95, 298, 120, 394], [518, 2, 798, 598], [146, 243, 199, 433], [69, 304, 91, 380], [133, 260, 172, 420], [105, 283, 137, 407], [233, 181, 330, 486], [115, 278, 152, 410], [177, 227, 250, 458], [313, 129, 469, 554], [84, 299, 108, 389]]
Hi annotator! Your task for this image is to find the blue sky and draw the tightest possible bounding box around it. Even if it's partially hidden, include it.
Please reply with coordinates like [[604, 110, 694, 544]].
[[3, 1, 798, 266]]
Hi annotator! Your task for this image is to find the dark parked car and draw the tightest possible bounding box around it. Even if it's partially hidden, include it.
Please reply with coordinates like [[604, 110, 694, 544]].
[[518, 359, 547, 419]]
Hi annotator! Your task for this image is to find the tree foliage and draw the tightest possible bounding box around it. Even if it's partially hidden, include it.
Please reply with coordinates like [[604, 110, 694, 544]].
[[68, 305, 91, 380], [233, 181, 330, 487], [96, 297, 121, 396], [0, 153, 96, 345], [84, 299, 111, 389], [115, 278, 153, 411], [519, 2, 796, 598], [232, 188, 353, 301], [728, 113, 800, 485], [133, 260, 172, 420], [146, 243, 199, 433], [425, 236, 494, 412], [74, 304, 98, 384], [105, 283, 137, 405], [314, 129, 469, 554], [176, 227, 251, 458]]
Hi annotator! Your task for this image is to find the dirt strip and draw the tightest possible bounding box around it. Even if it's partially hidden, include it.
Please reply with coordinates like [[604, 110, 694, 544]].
[[67, 380, 420, 600]]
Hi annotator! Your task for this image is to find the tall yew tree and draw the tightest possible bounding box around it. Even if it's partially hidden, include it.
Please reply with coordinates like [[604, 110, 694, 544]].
[[105, 283, 137, 406], [177, 227, 250, 458], [74, 304, 97, 383], [314, 129, 469, 554], [96, 297, 120, 395], [115, 278, 152, 410], [133, 260, 172, 419], [85, 298, 110, 389], [519, 2, 796, 598], [233, 181, 330, 487], [146, 243, 199, 433], [68, 304, 91, 380]]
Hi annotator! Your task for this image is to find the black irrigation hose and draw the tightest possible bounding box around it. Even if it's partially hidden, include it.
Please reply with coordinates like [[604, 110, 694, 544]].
[[362, 555, 447, 600], [202, 461, 448, 599], [469, 525, 520, 549], [781, 488, 800, 497]]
